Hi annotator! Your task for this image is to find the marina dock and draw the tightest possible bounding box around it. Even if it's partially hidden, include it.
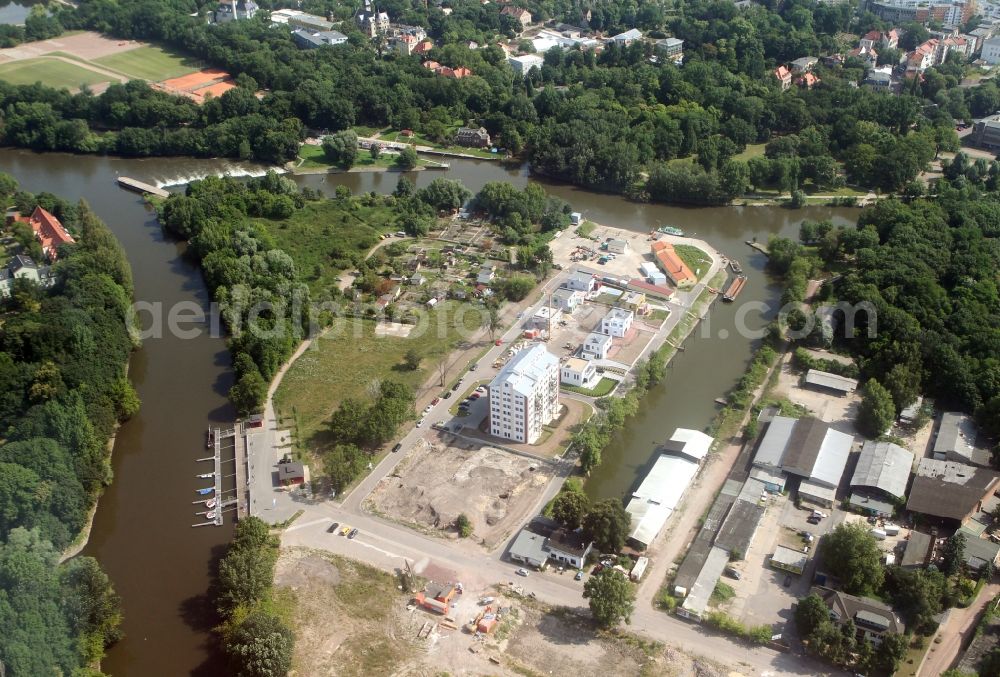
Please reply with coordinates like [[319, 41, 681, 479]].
[[117, 176, 170, 199], [193, 425, 250, 527]]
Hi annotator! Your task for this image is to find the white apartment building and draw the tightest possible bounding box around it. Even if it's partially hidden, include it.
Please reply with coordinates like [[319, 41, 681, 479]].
[[601, 307, 633, 338], [983, 36, 1000, 63], [489, 344, 560, 444]]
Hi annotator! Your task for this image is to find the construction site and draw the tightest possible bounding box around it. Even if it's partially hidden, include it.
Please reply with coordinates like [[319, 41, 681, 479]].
[[364, 433, 556, 550]]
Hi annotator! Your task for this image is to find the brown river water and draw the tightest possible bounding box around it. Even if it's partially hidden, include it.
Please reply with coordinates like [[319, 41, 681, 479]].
[[0, 148, 857, 675]]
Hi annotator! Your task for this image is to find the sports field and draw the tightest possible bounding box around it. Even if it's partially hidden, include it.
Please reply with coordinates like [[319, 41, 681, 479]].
[[94, 45, 201, 81], [0, 57, 109, 88]]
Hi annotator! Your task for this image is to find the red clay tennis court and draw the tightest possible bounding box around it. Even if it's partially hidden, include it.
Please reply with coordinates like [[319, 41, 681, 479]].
[[158, 67, 235, 103]]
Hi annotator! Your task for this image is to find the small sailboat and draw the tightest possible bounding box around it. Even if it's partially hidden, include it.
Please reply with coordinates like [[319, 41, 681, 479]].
[[206, 510, 217, 520], [197, 473, 213, 479], [205, 498, 217, 509], [206, 428, 213, 448], [197, 487, 214, 495]]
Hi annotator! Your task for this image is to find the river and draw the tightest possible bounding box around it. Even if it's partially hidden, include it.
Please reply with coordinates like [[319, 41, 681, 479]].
[[0, 148, 856, 675]]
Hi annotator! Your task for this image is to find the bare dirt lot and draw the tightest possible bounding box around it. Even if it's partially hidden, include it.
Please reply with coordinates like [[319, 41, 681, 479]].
[[0, 31, 142, 62], [365, 435, 555, 549], [770, 352, 860, 434], [275, 547, 724, 677]]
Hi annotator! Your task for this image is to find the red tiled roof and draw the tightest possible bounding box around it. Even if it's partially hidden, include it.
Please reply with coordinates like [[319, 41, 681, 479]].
[[774, 65, 791, 80], [862, 30, 882, 41], [414, 40, 434, 54], [650, 241, 695, 285], [14, 206, 75, 260]]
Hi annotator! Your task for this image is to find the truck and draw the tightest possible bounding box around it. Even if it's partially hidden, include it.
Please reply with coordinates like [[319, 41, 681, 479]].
[[871, 528, 887, 541], [630, 556, 649, 582], [884, 524, 900, 536]]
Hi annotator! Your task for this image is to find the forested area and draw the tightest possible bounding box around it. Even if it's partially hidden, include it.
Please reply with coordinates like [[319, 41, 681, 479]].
[[213, 517, 294, 676], [0, 0, 984, 203], [0, 175, 135, 675], [768, 152, 1000, 447]]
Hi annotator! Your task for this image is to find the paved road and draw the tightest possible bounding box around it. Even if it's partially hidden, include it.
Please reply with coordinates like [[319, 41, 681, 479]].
[[918, 581, 1000, 677]]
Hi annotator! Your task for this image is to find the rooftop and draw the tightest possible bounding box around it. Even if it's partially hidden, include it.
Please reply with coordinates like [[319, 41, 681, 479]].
[[900, 531, 933, 568], [626, 453, 700, 546], [562, 357, 592, 373], [804, 369, 859, 393], [490, 344, 558, 397], [772, 545, 808, 569], [754, 415, 797, 468], [814, 586, 903, 635], [509, 528, 548, 563], [935, 412, 986, 465], [906, 458, 1000, 521], [663, 428, 713, 462], [850, 441, 914, 499], [781, 417, 853, 487]]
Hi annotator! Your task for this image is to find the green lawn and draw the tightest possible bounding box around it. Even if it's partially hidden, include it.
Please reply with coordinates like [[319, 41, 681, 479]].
[[255, 199, 400, 296], [273, 302, 485, 444], [297, 143, 440, 170], [561, 377, 618, 397], [733, 143, 767, 162], [0, 58, 109, 89], [94, 45, 201, 81], [673, 244, 712, 281]]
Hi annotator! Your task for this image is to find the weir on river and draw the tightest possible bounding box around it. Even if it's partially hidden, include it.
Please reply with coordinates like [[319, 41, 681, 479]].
[[0, 147, 859, 675]]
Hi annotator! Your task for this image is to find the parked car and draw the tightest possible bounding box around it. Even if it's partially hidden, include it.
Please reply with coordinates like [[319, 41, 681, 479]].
[[432, 397, 440, 405], [470, 363, 478, 371], [392, 443, 402, 453], [424, 404, 434, 414], [327, 522, 340, 533], [470, 393, 480, 400], [516, 568, 529, 577], [783, 575, 792, 587], [724, 566, 742, 580], [340, 525, 351, 535], [574, 570, 584, 581], [443, 391, 452, 399], [807, 515, 821, 525], [348, 528, 359, 539]]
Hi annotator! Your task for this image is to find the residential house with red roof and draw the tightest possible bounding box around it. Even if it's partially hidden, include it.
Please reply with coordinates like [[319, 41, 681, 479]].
[[10, 206, 75, 261], [500, 5, 532, 30], [650, 241, 696, 288], [774, 65, 792, 91]]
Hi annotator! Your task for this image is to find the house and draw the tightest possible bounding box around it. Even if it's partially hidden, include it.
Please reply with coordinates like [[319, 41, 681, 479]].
[[582, 332, 611, 360], [563, 270, 597, 292], [0, 254, 55, 297], [488, 344, 559, 444], [531, 305, 561, 329], [451, 67, 474, 78], [906, 39, 939, 75], [814, 586, 905, 645], [476, 264, 497, 285], [410, 272, 427, 285], [796, 72, 821, 89], [214, 0, 258, 22], [355, 0, 389, 36], [650, 241, 696, 287], [803, 369, 858, 395], [654, 37, 684, 62], [413, 39, 435, 55], [610, 28, 643, 46], [934, 412, 988, 466], [774, 65, 792, 90], [394, 33, 419, 55], [662, 428, 714, 463], [847, 45, 878, 69], [626, 452, 700, 548], [617, 291, 646, 313], [509, 520, 593, 568], [790, 56, 818, 73], [901, 531, 935, 569], [860, 29, 899, 50], [560, 357, 597, 388], [500, 5, 532, 29], [957, 525, 1000, 574], [550, 287, 584, 312], [508, 53, 545, 76], [10, 206, 75, 261], [906, 458, 1000, 525], [606, 238, 629, 254], [601, 307, 633, 338], [292, 28, 348, 48], [864, 67, 899, 93], [454, 126, 491, 148], [628, 278, 672, 301], [278, 461, 306, 486]]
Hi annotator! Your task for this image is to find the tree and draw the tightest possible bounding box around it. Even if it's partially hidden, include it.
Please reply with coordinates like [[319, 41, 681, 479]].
[[583, 569, 635, 627], [417, 179, 471, 211], [794, 593, 830, 637], [321, 130, 358, 168], [370, 144, 382, 160], [456, 513, 472, 537], [485, 306, 501, 342], [498, 275, 534, 301], [224, 608, 294, 677], [820, 523, 884, 595], [230, 369, 267, 415], [396, 147, 419, 170], [403, 348, 421, 371], [551, 490, 590, 529], [942, 531, 967, 576], [582, 499, 631, 553], [875, 632, 909, 673], [883, 363, 921, 413], [857, 379, 896, 437]]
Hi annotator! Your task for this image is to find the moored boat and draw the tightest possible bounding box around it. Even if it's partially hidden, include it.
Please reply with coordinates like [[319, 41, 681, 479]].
[[197, 487, 214, 495], [658, 225, 685, 236]]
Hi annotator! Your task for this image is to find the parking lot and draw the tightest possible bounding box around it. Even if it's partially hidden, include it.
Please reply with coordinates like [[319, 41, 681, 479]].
[[725, 493, 846, 633]]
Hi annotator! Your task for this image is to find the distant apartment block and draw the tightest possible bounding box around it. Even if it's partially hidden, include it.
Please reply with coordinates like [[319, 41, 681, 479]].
[[488, 344, 559, 444]]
